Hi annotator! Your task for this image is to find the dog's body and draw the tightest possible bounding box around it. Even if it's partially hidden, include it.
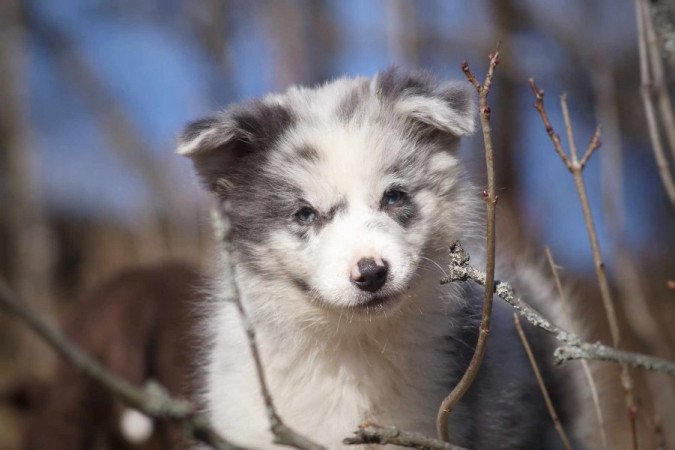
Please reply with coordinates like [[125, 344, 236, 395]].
[[180, 70, 580, 449]]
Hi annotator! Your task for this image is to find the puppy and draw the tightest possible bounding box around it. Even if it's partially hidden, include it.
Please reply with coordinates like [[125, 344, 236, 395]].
[[179, 69, 580, 449]]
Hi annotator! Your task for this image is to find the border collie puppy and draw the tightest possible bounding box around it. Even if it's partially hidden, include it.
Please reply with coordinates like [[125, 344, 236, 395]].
[[179, 69, 580, 450]]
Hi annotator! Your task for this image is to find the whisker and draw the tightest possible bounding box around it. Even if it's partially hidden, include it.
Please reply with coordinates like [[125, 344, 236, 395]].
[[420, 255, 449, 278]]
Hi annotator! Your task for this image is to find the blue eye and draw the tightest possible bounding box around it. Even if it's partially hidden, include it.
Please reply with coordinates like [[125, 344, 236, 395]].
[[383, 189, 406, 206], [295, 206, 317, 224]]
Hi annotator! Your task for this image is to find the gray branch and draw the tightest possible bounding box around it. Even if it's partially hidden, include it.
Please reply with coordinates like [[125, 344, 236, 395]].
[[440, 241, 675, 377], [344, 425, 469, 450]]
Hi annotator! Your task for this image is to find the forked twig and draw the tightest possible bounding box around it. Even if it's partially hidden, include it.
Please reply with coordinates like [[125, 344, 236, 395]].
[[529, 78, 640, 449], [436, 44, 500, 442]]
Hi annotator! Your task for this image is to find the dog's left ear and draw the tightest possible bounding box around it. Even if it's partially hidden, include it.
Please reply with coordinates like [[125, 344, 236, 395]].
[[177, 101, 293, 194], [375, 68, 477, 137]]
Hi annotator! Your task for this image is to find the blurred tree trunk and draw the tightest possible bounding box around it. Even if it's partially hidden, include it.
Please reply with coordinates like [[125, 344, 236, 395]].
[[385, 0, 421, 67], [491, 0, 523, 233], [307, 0, 340, 83], [257, 0, 311, 88], [185, 0, 237, 105], [0, 0, 55, 373]]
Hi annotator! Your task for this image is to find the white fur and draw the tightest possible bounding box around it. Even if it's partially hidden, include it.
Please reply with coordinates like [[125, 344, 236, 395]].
[[206, 267, 467, 449], [185, 72, 578, 450], [197, 75, 480, 449]]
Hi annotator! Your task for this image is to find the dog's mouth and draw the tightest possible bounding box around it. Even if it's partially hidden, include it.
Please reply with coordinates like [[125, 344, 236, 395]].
[[351, 291, 404, 313], [309, 290, 406, 317]]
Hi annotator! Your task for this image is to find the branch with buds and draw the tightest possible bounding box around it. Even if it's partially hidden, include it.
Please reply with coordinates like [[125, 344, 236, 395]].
[[436, 44, 501, 444]]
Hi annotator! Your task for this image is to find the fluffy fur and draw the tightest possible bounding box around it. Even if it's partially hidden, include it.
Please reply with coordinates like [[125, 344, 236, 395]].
[[180, 69, 581, 449]]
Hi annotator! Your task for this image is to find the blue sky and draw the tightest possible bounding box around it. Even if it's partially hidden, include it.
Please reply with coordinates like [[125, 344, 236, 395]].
[[24, 0, 669, 272]]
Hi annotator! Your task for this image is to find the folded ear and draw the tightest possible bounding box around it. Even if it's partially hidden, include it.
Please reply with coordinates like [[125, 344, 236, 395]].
[[177, 101, 293, 194], [375, 68, 476, 137]]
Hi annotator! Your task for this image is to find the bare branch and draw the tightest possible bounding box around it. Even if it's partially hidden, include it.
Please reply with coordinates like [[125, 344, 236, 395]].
[[213, 210, 326, 450], [513, 314, 573, 450], [0, 0, 55, 370], [0, 278, 244, 450], [528, 79, 572, 171], [529, 79, 640, 448], [344, 424, 468, 450], [635, 0, 675, 206], [440, 242, 675, 377], [560, 93, 580, 163], [579, 125, 602, 169], [436, 45, 500, 443], [231, 287, 325, 450], [460, 60, 480, 91], [640, 0, 675, 162]]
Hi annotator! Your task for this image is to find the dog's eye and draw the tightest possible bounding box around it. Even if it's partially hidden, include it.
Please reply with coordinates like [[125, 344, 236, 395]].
[[382, 189, 406, 206], [294, 206, 318, 224]]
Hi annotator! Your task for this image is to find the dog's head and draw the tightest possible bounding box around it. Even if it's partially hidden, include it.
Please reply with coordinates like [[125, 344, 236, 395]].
[[179, 69, 476, 316]]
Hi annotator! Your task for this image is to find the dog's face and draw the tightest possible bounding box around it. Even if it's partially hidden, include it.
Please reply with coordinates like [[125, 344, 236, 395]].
[[179, 69, 476, 315]]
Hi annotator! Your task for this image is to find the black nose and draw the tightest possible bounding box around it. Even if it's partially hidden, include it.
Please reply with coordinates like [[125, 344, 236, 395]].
[[352, 258, 389, 292]]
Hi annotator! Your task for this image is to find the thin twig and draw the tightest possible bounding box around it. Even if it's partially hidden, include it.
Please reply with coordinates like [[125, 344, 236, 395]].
[[561, 93, 580, 162], [560, 94, 620, 345], [214, 211, 326, 450], [0, 278, 244, 450], [530, 79, 640, 449], [344, 424, 469, 450], [545, 247, 608, 450], [635, 0, 675, 206], [436, 44, 500, 442], [513, 314, 573, 450], [440, 241, 675, 376], [529, 80, 571, 171], [579, 126, 602, 170]]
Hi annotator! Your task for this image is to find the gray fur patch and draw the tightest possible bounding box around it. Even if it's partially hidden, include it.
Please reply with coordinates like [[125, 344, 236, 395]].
[[296, 145, 320, 163], [180, 117, 219, 143], [374, 67, 476, 137], [380, 190, 419, 229], [232, 101, 295, 146], [180, 101, 295, 193], [229, 170, 303, 254], [291, 277, 311, 293], [325, 199, 347, 221], [376, 67, 435, 100], [290, 198, 347, 240], [337, 79, 370, 121]]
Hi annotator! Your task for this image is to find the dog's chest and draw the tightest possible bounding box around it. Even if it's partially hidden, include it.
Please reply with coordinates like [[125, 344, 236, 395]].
[[208, 301, 451, 448], [258, 328, 445, 443]]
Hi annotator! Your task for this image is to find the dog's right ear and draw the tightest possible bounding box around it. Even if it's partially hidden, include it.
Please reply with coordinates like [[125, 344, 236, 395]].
[[177, 101, 293, 194]]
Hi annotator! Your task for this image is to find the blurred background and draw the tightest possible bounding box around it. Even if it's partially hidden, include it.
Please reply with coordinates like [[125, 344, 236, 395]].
[[0, 0, 673, 449]]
